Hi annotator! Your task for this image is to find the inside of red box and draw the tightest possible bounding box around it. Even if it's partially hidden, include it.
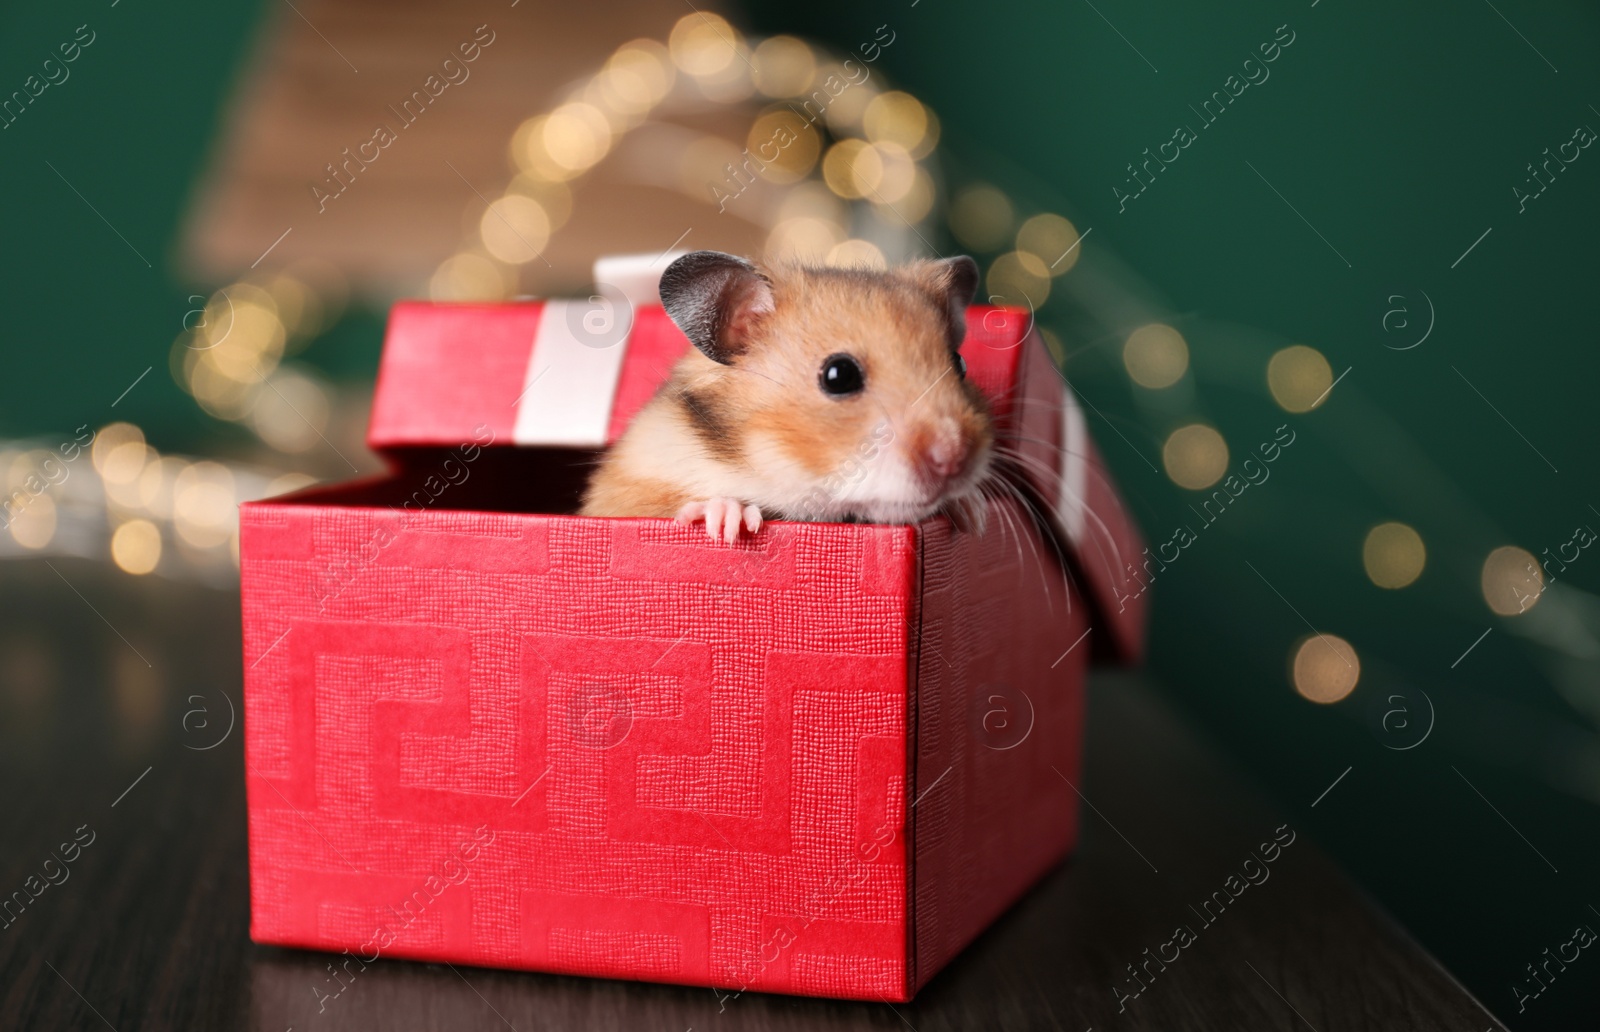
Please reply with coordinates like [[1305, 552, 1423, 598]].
[[267, 447, 598, 515]]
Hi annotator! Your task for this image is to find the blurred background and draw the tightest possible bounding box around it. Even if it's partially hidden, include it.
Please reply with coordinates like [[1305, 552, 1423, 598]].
[[2, 0, 1598, 1026]]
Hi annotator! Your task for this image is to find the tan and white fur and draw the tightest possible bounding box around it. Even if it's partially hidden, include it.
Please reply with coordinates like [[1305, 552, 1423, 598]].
[[580, 250, 993, 542]]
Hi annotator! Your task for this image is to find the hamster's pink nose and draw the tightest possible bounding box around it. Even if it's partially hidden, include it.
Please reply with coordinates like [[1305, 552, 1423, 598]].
[[921, 420, 970, 480]]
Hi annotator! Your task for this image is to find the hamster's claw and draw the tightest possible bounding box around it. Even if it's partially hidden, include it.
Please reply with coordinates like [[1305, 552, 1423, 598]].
[[675, 497, 762, 544]]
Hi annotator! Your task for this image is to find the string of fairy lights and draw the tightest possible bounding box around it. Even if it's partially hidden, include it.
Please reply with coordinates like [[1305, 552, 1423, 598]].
[[426, 16, 950, 297], [0, 12, 1553, 705]]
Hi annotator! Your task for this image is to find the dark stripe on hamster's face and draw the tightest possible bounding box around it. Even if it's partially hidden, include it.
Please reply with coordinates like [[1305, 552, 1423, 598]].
[[676, 386, 741, 461]]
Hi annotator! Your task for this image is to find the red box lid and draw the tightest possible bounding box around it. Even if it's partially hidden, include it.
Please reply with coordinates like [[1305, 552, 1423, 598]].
[[366, 278, 1146, 662]]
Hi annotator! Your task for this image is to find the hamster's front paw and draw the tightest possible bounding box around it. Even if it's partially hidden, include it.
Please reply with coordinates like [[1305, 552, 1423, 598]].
[[675, 497, 763, 544]]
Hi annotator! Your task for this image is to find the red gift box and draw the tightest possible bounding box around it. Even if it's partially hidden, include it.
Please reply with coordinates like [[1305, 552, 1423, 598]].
[[240, 267, 1146, 1002]]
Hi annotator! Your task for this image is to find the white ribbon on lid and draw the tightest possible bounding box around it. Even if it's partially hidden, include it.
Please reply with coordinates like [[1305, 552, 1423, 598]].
[[511, 253, 684, 447]]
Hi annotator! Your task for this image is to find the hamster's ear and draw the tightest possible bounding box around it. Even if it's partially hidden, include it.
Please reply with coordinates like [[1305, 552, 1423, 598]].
[[906, 255, 979, 348], [659, 251, 775, 365]]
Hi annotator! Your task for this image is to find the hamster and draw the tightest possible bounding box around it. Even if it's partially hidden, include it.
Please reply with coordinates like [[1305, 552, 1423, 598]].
[[580, 250, 995, 542]]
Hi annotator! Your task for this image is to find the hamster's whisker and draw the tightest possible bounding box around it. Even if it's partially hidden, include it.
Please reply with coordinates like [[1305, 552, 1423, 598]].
[[990, 438, 1138, 569], [990, 444, 1074, 491], [989, 456, 1085, 609], [991, 441, 1128, 549], [975, 479, 1026, 578], [991, 432, 1102, 467], [992, 447, 1127, 596], [988, 471, 1063, 617], [999, 492, 1034, 591]]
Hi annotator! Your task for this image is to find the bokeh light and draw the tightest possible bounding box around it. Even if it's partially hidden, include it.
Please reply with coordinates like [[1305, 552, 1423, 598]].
[[248, 369, 330, 454], [100, 440, 152, 487], [814, 63, 875, 131], [1268, 345, 1334, 413], [479, 194, 552, 264], [1162, 424, 1229, 490], [1015, 214, 1081, 276], [509, 175, 572, 232], [868, 143, 917, 204], [137, 457, 184, 518], [669, 12, 739, 77], [776, 180, 846, 223], [1123, 324, 1189, 389], [264, 272, 319, 340], [1481, 545, 1543, 616], [511, 116, 563, 180], [825, 239, 887, 269], [882, 167, 937, 224], [1363, 522, 1426, 589], [950, 183, 1014, 252], [9, 493, 55, 550], [822, 139, 881, 200], [751, 36, 815, 97], [542, 102, 613, 173], [187, 358, 256, 421], [199, 291, 285, 379], [429, 253, 509, 301], [173, 462, 236, 550], [102, 443, 157, 511], [1292, 634, 1360, 703], [597, 39, 675, 113], [863, 91, 937, 158], [111, 519, 162, 575], [92, 423, 145, 476], [765, 216, 844, 261], [986, 251, 1051, 307], [745, 110, 820, 184], [173, 281, 295, 430]]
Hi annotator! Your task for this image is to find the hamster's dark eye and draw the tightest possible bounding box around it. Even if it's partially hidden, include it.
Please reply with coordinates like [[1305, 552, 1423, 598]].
[[954, 351, 968, 379], [819, 353, 865, 396]]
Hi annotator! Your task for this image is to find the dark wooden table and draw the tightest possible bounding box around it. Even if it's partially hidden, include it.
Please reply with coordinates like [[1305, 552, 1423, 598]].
[[0, 557, 1504, 1030]]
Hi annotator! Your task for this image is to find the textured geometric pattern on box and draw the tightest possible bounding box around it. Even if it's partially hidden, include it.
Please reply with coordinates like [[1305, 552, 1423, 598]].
[[242, 511, 921, 998], [909, 514, 1089, 992]]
